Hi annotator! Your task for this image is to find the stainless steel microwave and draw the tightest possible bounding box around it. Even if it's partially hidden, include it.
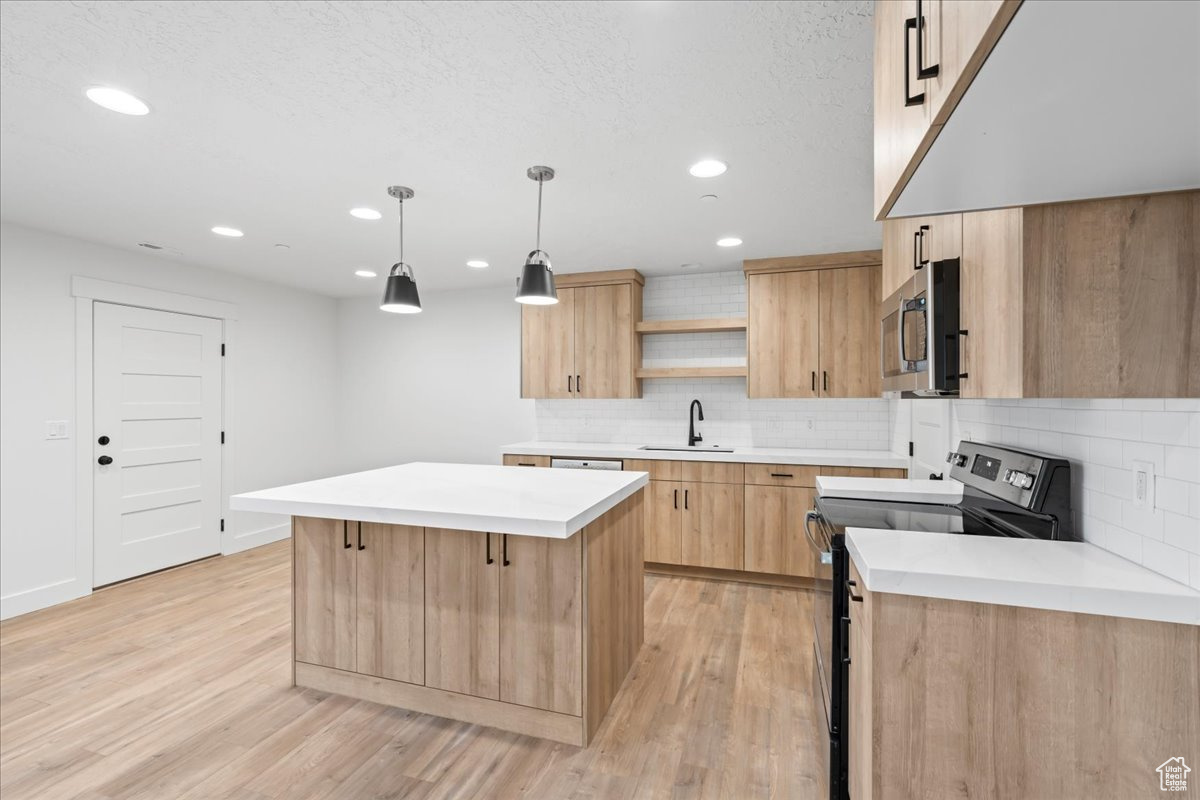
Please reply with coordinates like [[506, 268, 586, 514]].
[[881, 257, 962, 396]]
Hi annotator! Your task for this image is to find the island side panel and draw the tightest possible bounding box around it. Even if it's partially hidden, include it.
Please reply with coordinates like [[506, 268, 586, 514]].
[[583, 489, 646, 742]]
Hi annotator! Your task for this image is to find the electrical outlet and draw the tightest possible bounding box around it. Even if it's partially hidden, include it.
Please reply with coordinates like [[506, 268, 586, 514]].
[[801, 416, 815, 432], [1131, 460, 1155, 509], [45, 420, 70, 440]]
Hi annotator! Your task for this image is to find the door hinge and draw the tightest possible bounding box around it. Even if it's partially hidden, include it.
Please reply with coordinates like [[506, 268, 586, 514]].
[[908, 441, 914, 457], [221, 343, 226, 356], [220, 518, 225, 532], [221, 431, 225, 444]]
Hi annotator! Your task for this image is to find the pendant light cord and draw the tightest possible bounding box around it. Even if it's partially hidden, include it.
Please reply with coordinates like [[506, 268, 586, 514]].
[[535, 177, 543, 251], [398, 197, 405, 266]]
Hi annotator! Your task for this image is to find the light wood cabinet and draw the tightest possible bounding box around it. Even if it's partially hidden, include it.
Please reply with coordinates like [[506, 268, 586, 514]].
[[356, 523, 424, 685], [745, 254, 882, 398], [520, 270, 643, 399], [643, 480, 683, 564], [294, 517, 356, 672], [503, 454, 551, 468], [499, 534, 582, 715], [681, 481, 744, 571], [882, 213, 962, 297], [744, 485, 818, 578], [425, 527, 501, 699], [960, 191, 1199, 397], [848, 562, 1200, 799], [873, 0, 1020, 219]]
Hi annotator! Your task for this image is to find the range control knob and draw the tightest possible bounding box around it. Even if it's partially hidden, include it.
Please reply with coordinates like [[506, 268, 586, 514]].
[[1004, 469, 1034, 490], [946, 451, 968, 468]]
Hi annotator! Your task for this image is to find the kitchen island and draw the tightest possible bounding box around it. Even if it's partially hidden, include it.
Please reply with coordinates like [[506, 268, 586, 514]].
[[231, 462, 648, 746]]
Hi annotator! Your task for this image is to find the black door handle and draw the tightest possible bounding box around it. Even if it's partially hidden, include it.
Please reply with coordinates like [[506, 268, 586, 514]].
[[915, 0, 939, 80], [502, 534, 511, 566], [343, 521, 351, 549], [357, 524, 365, 551], [823, 371, 829, 392], [567, 375, 573, 393], [576, 374, 581, 394], [97, 455, 113, 465], [903, 16, 925, 106], [811, 371, 816, 392], [674, 488, 678, 509], [486, 532, 494, 564], [684, 489, 689, 510], [97, 435, 110, 446]]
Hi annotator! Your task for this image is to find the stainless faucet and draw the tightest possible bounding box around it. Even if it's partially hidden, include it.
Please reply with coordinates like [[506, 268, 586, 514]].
[[688, 399, 704, 447]]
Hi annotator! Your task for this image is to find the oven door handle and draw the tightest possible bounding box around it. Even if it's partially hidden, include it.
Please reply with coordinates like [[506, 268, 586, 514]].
[[804, 510, 833, 565]]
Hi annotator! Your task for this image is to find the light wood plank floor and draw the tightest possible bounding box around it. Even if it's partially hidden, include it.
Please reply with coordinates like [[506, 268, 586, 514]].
[[0, 540, 826, 799]]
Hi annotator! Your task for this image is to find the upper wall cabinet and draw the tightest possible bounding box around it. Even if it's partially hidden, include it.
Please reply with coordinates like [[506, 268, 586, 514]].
[[745, 251, 882, 399], [959, 191, 1199, 398], [881, 212, 962, 298], [878, 1, 1200, 220], [874, 0, 1017, 219], [521, 270, 643, 399]]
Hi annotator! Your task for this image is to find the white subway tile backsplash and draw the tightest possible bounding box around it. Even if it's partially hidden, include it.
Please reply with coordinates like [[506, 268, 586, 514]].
[[952, 398, 1200, 589], [534, 270, 891, 451]]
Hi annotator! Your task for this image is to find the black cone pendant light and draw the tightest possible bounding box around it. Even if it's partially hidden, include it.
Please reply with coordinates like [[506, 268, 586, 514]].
[[380, 185, 422, 314], [515, 166, 558, 305]]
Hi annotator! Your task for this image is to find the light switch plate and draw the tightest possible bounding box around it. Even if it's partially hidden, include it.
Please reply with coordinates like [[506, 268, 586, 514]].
[[45, 420, 70, 440]]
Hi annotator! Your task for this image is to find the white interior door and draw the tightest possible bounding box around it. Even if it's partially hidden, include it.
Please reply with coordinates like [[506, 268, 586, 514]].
[[93, 302, 223, 586]]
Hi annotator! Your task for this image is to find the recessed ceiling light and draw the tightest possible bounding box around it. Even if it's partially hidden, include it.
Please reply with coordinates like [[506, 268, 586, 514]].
[[689, 159, 727, 178], [354, 269, 377, 278], [350, 207, 382, 220], [273, 243, 290, 250], [716, 237, 742, 247], [466, 260, 489, 269], [85, 86, 150, 115], [700, 194, 718, 202], [681, 262, 702, 269], [211, 226, 243, 238], [137, 242, 164, 250]]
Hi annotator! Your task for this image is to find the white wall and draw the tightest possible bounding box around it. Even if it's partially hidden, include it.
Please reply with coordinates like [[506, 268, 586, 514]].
[[535, 270, 892, 449], [0, 223, 340, 618], [950, 398, 1200, 589], [336, 285, 536, 471]]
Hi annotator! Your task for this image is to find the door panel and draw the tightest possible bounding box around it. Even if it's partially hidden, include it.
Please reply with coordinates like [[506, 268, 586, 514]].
[[93, 302, 222, 586], [644, 481, 682, 564], [521, 287, 575, 398], [425, 528, 500, 699], [574, 284, 634, 398], [356, 523, 424, 684], [499, 533, 582, 715], [682, 482, 744, 570], [748, 271, 821, 398], [818, 266, 882, 398], [294, 517, 357, 671], [744, 485, 818, 578]]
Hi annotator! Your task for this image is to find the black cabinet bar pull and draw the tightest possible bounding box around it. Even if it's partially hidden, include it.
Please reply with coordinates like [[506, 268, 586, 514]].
[[502, 534, 511, 566], [517, 462, 535, 467], [915, 0, 939, 80], [770, 472, 794, 478], [343, 521, 351, 549], [684, 489, 689, 510], [913, 230, 922, 270], [811, 371, 816, 392], [567, 375, 573, 393], [576, 374, 581, 394], [357, 524, 365, 551], [486, 532, 494, 564], [674, 488, 678, 509], [903, 15, 925, 106], [823, 371, 829, 392], [847, 579, 864, 602], [917, 224, 930, 268]]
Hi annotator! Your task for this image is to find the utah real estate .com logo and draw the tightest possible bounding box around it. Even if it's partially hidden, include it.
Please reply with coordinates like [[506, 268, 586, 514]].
[[1158, 757, 1191, 792]]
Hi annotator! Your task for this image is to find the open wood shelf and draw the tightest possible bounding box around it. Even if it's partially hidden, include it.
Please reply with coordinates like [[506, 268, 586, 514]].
[[635, 365, 748, 379], [635, 318, 747, 334]]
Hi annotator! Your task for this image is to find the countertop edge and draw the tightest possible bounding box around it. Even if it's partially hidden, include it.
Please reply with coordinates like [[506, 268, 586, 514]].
[[845, 530, 1200, 627], [230, 472, 649, 539], [500, 441, 908, 468]]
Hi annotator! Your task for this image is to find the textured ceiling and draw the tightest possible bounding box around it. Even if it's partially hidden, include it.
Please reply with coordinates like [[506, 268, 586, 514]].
[[0, 0, 878, 297]]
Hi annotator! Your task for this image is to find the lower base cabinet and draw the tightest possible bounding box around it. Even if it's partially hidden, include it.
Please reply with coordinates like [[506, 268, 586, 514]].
[[744, 485, 819, 578], [681, 481, 744, 570], [644, 480, 683, 563]]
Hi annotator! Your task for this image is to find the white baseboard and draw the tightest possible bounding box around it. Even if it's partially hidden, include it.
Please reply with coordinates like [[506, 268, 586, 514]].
[[0, 577, 91, 621], [223, 522, 290, 555]]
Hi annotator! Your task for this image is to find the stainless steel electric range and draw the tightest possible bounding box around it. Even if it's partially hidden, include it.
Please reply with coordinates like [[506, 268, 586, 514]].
[[804, 441, 1077, 800]]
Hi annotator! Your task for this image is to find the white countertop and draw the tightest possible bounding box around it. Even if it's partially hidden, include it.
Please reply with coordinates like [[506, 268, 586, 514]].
[[846, 528, 1200, 626], [230, 462, 649, 539], [501, 441, 908, 468], [816, 477, 964, 504]]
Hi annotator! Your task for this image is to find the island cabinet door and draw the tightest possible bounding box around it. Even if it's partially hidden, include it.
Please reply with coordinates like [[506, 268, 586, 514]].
[[356, 523, 424, 685], [499, 533, 583, 715], [294, 517, 357, 672], [681, 482, 744, 570], [424, 528, 500, 700]]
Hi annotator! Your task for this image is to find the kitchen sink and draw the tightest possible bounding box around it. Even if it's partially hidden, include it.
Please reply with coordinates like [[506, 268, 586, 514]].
[[639, 445, 735, 453]]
